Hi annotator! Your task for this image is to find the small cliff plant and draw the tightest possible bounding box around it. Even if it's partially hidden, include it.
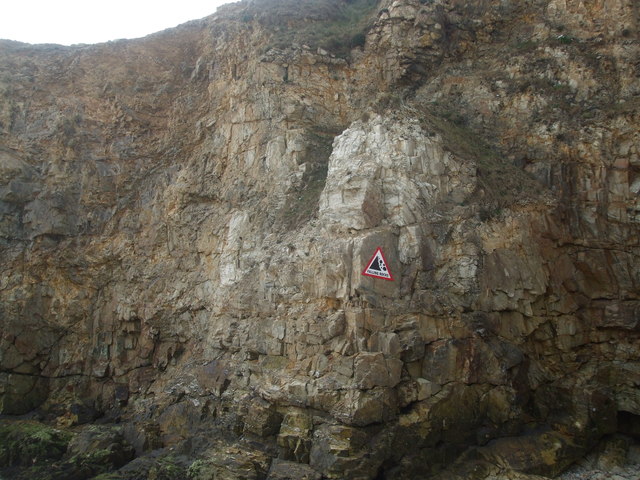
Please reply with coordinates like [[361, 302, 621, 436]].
[[241, 0, 379, 57]]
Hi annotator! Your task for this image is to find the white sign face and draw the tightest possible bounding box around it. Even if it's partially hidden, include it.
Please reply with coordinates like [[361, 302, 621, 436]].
[[362, 247, 394, 281]]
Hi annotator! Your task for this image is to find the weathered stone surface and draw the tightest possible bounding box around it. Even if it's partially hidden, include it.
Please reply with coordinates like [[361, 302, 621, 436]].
[[353, 352, 402, 389], [267, 459, 322, 480], [0, 0, 639, 479], [480, 429, 586, 477], [244, 398, 283, 437], [331, 387, 398, 426], [65, 424, 135, 472], [309, 424, 380, 479], [277, 409, 313, 463], [189, 444, 272, 480], [0, 373, 48, 415]]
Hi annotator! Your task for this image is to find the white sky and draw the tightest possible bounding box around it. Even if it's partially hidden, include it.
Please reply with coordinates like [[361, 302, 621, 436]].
[[1, 1, 233, 46]]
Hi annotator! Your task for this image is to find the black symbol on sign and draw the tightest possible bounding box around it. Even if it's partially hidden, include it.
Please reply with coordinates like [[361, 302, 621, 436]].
[[371, 257, 386, 272]]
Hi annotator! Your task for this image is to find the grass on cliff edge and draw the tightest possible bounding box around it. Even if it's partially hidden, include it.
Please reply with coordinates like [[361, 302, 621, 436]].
[[239, 0, 379, 57], [387, 90, 545, 219], [433, 111, 542, 218]]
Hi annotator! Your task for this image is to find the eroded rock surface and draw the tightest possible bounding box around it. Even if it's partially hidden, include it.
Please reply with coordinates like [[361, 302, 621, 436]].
[[0, 0, 639, 478]]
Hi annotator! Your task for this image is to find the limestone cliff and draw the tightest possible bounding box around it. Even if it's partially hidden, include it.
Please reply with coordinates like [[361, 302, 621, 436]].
[[0, 0, 639, 479]]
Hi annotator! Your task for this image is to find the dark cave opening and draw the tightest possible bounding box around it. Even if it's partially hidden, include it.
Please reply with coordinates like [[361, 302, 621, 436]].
[[618, 410, 640, 439]]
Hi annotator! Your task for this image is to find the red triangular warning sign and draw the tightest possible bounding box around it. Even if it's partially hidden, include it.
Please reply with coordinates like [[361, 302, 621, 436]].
[[361, 247, 394, 281]]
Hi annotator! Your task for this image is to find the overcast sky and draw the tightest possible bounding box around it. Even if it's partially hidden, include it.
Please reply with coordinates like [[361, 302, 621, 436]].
[[1, 1, 233, 45]]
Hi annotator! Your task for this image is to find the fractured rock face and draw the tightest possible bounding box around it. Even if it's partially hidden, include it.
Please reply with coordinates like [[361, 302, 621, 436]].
[[0, 373, 49, 415], [0, 0, 639, 479], [320, 114, 475, 230]]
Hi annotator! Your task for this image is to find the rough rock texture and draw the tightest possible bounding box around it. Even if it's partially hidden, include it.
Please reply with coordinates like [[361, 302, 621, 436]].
[[0, 0, 639, 478]]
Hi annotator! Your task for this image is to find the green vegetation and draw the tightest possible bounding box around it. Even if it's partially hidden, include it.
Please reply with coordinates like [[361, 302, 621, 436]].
[[365, 82, 545, 220], [241, 0, 379, 57], [187, 459, 208, 478], [512, 39, 539, 53], [414, 97, 543, 220], [0, 420, 73, 468], [555, 34, 575, 45], [63, 448, 118, 478], [0, 420, 139, 480], [146, 455, 190, 480]]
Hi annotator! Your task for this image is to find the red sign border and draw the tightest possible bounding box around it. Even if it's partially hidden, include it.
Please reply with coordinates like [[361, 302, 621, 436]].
[[361, 247, 394, 281]]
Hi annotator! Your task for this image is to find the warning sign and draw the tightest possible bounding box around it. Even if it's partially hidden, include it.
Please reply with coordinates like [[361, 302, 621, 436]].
[[361, 247, 394, 281]]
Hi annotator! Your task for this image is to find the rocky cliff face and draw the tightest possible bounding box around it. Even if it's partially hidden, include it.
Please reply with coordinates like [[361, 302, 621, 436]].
[[1, 0, 639, 479]]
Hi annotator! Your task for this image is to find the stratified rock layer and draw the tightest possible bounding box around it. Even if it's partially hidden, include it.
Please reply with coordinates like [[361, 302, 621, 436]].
[[0, 0, 639, 479]]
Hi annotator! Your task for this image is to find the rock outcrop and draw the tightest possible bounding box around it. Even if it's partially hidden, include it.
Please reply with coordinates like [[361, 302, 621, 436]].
[[1, 0, 639, 479]]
